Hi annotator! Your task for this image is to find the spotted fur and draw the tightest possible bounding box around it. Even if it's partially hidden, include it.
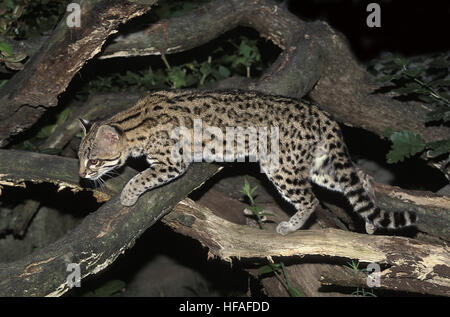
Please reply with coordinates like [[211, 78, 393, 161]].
[[78, 89, 417, 234]]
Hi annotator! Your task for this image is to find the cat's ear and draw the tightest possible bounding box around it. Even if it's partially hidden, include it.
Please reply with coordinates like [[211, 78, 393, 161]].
[[79, 118, 92, 135], [96, 125, 122, 146]]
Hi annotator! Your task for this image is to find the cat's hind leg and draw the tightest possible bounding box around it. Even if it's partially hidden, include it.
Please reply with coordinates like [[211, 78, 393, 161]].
[[261, 162, 319, 235]]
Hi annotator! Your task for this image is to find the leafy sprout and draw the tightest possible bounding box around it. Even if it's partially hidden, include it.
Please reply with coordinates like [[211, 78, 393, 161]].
[[240, 177, 275, 230], [258, 262, 304, 297], [372, 53, 450, 164]]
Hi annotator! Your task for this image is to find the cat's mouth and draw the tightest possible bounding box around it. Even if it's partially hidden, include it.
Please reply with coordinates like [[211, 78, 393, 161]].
[[83, 171, 101, 180]]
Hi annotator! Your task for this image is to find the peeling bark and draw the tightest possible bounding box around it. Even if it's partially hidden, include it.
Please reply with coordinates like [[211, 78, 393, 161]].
[[0, 0, 449, 297], [0, 151, 448, 296], [99, 0, 450, 177], [0, 150, 221, 296], [164, 199, 450, 296], [0, 0, 156, 147]]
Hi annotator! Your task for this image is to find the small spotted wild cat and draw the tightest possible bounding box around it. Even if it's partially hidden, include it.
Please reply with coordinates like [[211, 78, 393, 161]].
[[78, 89, 417, 235]]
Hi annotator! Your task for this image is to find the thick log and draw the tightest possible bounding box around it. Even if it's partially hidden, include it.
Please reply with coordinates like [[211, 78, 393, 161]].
[[0, 150, 221, 296], [164, 198, 450, 296], [0, 150, 448, 296]]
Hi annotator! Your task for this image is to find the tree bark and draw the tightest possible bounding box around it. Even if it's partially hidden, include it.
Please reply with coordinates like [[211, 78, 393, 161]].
[[0, 0, 449, 297], [0, 150, 448, 296], [99, 0, 450, 177], [165, 199, 450, 297], [0, 0, 156, 147], [0, 150, 221, 296]]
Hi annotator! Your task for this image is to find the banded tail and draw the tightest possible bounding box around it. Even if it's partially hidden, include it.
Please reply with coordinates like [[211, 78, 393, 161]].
[[311, 138, 418, 234]]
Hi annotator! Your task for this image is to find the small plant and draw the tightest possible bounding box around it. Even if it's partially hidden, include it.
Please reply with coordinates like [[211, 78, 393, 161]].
[[344, 260, 365, 275], [0, 0, 70, 39], [258, 262, 304, 297], [351, 287, 376, 297], [343, 260, 377, 297], [371, 53, 450, 164], [240, 177, 275, 229], [0, 41, 27, 70], [229, 37, 262, 78]]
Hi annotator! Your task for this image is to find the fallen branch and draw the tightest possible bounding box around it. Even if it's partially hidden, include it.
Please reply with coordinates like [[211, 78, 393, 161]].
[[0, 151, 448, 296], [164, 198, 450, 296], [0, 150, 221, 296], [99, 0, 450, 177]]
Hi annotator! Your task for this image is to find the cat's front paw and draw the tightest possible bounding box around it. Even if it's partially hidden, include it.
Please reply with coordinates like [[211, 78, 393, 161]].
[[120, 190, 139, 207], [276, 221, 296, 235]]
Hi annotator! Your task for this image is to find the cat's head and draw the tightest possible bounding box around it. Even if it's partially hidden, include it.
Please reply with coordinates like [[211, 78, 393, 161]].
[[78, 119, 127, 180]]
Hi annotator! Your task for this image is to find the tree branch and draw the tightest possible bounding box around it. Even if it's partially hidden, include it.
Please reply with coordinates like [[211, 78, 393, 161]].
[[0, 150, 448, 296], [164, 198, 450, 297], [99, 0, 450, 176], [0, 150, 221, 296], [0, 0, 156, 147]]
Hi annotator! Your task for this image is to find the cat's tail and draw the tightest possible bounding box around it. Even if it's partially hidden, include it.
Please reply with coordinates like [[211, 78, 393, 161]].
[[320, 136, 418, 234], [341, 168, 417, 234]]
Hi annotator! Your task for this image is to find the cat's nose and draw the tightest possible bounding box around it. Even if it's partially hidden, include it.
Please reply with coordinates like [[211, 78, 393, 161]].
[[79, 171, 87, 178]]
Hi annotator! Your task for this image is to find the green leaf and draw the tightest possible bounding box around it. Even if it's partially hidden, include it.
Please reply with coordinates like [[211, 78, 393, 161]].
[[383, 127, 395, 138], [249, 184, 258, 195], [429, 79, 450, 87], [403, 68, 422, 77], [386, 131, 426, 164], [393, 82, 428, 95], [0, 41, 13, 56], [243, 177, 250, 192], [36, 124, 56, 139], [427, 139, 450, 158], [248, 205, 264, 214], [373, 75, 397, 83], [287, 286, 304, 297], [167, 66, 188, 88], [393, 57, 407, 68], [217, 65, 230, 78], [417, 95, 436, 103], [257, 265, 274, 276], [4, 0, 14, 9], [23, 140, 38, 152], [57, 107, 70, 125]]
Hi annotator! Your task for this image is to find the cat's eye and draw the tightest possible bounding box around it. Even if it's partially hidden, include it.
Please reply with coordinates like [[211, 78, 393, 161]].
[[89, 159, 99, 165]]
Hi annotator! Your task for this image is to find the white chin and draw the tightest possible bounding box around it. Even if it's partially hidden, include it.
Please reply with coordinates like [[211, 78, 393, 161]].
[[85, 174, 100, 180]]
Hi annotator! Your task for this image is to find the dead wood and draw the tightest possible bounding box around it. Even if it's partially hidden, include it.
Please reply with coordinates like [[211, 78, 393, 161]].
[[0, 150, 221, 296], [0, 0, 449, 297], [0, 150, 448, 296], [99, 0, 450, 177], [0, 0, 156, 147], [164, 199, 450, 297]]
